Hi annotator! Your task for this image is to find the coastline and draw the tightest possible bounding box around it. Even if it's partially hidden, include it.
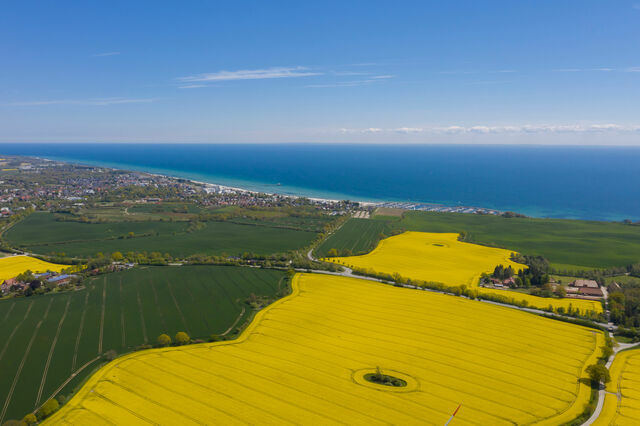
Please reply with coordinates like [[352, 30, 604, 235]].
[[31, 155, 491, 213]]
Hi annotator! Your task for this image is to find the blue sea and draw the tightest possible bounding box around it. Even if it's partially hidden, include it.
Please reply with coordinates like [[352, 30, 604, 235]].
[[1, 143, 639, 221]]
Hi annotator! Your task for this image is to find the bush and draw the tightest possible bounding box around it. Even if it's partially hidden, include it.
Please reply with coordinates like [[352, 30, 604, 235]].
[[175, 331, 190, 345], [36, 399, 59, 420], [157, 333, 171, 347], [22, 414, 37, 425]]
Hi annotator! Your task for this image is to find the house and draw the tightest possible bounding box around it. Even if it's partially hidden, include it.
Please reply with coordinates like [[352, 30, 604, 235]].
[[46, 274, 73, 285], [1, 278, 24, 294], [502, 277, 516, 287], [608, 281, 622, 292], [570, 279, 599, 288], [566, 286, 580, 294], [578, 287, 604, 297]]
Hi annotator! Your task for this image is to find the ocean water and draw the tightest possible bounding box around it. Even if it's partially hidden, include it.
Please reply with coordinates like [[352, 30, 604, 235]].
[[1, 143, 639, 221]]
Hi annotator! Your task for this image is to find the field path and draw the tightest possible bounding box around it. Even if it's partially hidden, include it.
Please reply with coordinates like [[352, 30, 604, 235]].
[[0, 300, 34, 364], [150, 280, 167, 331], [98, 277, 107, 354], [119, 278, 126, 347], [71, 291, 90, 371], [166, 279, 190, 336], [0, 298, 53, 424], [0, 302, 15, 323], [136, 285, 148, 343], [222, 307, 246, 336], [36, 297, 71, 406]]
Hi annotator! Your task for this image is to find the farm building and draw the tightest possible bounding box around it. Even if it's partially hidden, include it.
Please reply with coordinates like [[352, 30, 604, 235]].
[[46, 274, 74, 285], [578, 287, 604, 297], [570, 279, 599, 288]]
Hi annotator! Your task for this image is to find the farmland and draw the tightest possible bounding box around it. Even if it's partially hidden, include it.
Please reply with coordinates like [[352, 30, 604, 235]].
[[45, 273, 603, 425], [595, 349, 640, 425], [315, 218, 396, 257], [0, 265, 285, 423], [318, 212, 640, 269], [0, 256, 69, 282], [324, 232, 603, 314], [4, 212, 318, 258]]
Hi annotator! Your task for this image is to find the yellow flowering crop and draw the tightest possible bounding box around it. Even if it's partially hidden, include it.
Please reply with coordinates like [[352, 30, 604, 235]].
[[324, 232, 602, 314], [594, 349, 640, 425], [0, 255, 68, 283], [46, 274, 603, 425]]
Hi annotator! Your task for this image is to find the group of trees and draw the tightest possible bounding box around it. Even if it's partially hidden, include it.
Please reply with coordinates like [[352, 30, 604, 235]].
[[608, 279, 640, 331], [156, 332, 191, 347]]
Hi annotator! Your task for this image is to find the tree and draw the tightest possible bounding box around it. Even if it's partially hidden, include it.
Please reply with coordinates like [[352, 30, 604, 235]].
[[586, 364, 611, 387], [22, 413, 37, 425], [157, 333, 171, 347], [37, 399, 59, 420], [326, 248, 339, 257], [554, 286, 566, 298], [175, 331, 190, 345], [111, 251, 124, 262]]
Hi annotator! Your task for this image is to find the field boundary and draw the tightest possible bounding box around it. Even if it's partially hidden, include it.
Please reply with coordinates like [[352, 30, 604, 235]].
[[71, 291, 89, 371], [36, 297, 72, 406]]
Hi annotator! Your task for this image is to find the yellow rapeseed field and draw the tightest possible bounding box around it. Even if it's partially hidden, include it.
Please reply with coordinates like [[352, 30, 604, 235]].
[[324, 232, 602, 314], [46, 274, 603, 425], [0, 255, 68, 283], [594, 349, 640, 426]]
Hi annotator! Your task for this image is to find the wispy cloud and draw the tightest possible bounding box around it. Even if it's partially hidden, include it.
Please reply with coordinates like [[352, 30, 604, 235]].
[[2, 97, 156, 107], [178, 84, 208, 89], [306, 75, 393, 88], [92, 52, 120, 57], [340, 124, 640, 135], [178, 66, 321, 83]]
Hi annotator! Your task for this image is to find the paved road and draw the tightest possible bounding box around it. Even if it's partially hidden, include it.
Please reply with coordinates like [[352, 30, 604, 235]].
[[583, 341, 640, 426]]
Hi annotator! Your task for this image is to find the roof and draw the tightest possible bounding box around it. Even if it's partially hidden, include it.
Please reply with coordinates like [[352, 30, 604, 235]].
[[47, 274, 71, 282], [579, 287, 604, 297], [571, 279, 599, 288]]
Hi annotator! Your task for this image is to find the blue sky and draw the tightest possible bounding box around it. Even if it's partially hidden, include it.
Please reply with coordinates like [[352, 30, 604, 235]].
[[1, 0, 639, 144]]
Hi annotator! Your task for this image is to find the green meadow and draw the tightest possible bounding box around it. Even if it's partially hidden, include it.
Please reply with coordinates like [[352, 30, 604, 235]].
[[5, 212, 318, 258]]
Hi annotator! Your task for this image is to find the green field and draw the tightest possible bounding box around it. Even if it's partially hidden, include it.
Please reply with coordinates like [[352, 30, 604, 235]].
[[0, 265, 285, 423], [5, 212, 318, 258], [315, 218, 396, 257], [317, 212, 640, 269]]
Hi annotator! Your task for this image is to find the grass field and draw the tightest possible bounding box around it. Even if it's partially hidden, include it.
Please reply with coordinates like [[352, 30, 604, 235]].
[[0, 265, 285, 423], [5, 212, 317, 258], [318, 212, 640, 269], [45, 273, 603, 425], [315, 217, 397, 257], [0, 256, 69, 282], [325, 232, 603, 314], [594, 348, 640, 425]]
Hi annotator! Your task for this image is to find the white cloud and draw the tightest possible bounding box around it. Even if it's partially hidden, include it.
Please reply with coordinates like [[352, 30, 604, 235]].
[[92, 52, 120, 57], [339, 124, 640, 135], [2, 98, 156, 107], [178, 66, 321, 82], [395, 127, 423, 134]]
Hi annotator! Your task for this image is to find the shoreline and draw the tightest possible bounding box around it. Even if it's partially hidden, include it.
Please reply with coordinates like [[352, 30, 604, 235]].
[[33, 155, 500, 214]]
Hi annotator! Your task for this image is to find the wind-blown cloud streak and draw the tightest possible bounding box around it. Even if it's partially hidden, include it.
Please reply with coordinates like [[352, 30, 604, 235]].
[[178, 66, 321, 82]]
